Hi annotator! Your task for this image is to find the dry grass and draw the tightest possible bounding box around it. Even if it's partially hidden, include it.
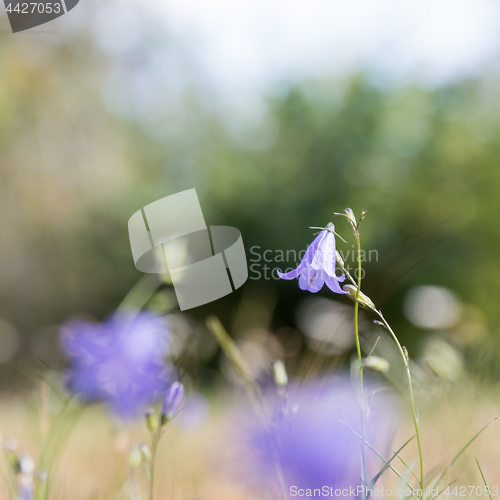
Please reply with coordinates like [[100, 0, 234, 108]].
[[0, 378, 498, 499]]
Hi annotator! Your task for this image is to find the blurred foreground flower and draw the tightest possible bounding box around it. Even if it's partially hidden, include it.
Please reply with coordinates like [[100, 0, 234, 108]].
[[242, 378, 393, 493], [178, 391, 210, 430], [60, 311, 172, 419], [161, 381, 184, 424], [277, 223, 347, 294]]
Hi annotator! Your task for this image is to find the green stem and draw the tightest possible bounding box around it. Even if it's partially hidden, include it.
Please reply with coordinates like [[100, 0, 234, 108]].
[[149, 430, 161, 500], [117, 274, 163, 315], [39, 396, 79, 500], [375, 310, 424, 498], [334, 211, 423, 498], [149, 442, 157, 500], [353, 229, 367, 500]]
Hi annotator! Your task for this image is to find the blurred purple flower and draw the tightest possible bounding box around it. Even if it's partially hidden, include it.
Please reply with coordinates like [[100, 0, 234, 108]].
[[161, 381, 184, 423], [277, 223, 347, 294], [242, 378, 394, 492], [60, 311, 172, 419], [178, 392, 209, 430]]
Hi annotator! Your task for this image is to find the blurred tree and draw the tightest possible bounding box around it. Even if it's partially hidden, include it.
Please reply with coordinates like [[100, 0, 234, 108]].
[[1, 22, 500, 379]]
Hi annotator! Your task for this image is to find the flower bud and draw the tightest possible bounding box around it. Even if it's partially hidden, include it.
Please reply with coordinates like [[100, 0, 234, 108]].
[[271, 360, 288, 388], [344, 208, 357, 227], [363, 356, 390, 373], [144, 408, 158, 433], [342, 284, 376, 310], [128, 445, 142, 469], [139, 443, 152, 462], [161, 382, 184, 424], [18, 453, 35, 474]]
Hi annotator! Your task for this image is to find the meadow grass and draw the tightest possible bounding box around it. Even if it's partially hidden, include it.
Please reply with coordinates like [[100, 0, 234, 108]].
[[0, 377, 497, 499]]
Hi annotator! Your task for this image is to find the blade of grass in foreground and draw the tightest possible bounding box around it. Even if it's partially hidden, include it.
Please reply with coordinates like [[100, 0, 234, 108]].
[[368, 434, 416, 489], [206, 315, 286, 499], [405, 479, 458, 500], [333, 399, 414, 491], [422, 466, 445, 489], [427, 417, 497, 500], [358, 434, 413, 492], [431, 479, 458, 499], [397, 454, 420, 484], [474, 453, 493, 500], [206, 315, 268, 421], [0, 433, 17, 500]]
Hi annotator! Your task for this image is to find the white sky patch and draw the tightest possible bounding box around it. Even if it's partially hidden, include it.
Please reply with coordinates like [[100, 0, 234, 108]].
[[56, 0, 500, 128], [4, 0, 500, 96], [152, 0, 500, 94]]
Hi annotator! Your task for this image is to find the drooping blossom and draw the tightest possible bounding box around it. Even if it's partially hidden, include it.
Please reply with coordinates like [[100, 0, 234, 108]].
[[277, 222, 347, 294], [60, 311, 172, 419], [161, 381, 184, 423], [240, 378, 394, 493]]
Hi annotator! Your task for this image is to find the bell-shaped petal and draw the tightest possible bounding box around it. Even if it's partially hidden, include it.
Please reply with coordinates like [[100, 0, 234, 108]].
[[299, 269, 325, 293], [325, 273, 346, 294], [277, 261, 306, 280], [278, 225, 347, 295]]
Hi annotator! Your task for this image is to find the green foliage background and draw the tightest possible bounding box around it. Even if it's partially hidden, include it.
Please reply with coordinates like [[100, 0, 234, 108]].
[[1, 20, 499, 383]]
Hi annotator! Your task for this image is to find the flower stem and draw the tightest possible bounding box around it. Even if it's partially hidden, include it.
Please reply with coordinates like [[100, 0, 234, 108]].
[[374, 310, 424, 498], [353, 228, 367, 500], [335, 210, 424, 498], [149, 430, 162, 500]]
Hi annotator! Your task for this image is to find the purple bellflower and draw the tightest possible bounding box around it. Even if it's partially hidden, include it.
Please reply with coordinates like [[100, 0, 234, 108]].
[[177, 391, 209, 430], [277, 222, 347, 294], [242, 378, 394, 493], [161, 381, 184, 424], [60, 311, 172, 420]]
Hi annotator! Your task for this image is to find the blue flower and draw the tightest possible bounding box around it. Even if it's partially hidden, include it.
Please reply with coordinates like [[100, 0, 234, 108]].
[[177, 392, 209, 430], [278, 222, 347, 294], [60, 311, 172, 419], [161, 381, 184, 423], [243, 378, 394, 492]]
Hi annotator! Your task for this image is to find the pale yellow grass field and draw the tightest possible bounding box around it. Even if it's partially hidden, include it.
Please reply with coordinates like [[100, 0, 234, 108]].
[[0, 379, 498, 500]]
